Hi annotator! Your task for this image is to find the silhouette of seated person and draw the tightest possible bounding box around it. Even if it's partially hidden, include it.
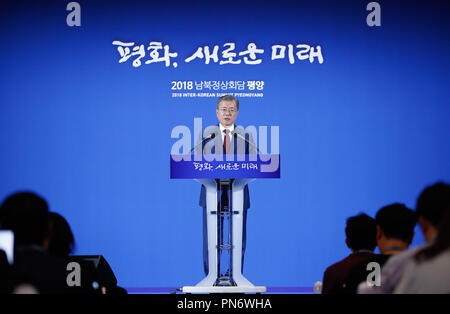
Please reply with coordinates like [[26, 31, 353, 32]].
[[0, 192, 98, 294], [358, 182, 450, 294], [343, 203, 417, 293], [321, 213, 377, 294], [46, 212, 127, 294], [46, 212, 75, 257], [394, 206, 450, 293]]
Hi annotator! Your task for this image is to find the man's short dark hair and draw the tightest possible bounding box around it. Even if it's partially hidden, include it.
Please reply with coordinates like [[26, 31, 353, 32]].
[[345, 213, 377, 251], [216, 95, 239, 111], [0, 191, 49, 247], [375, 203, 417, 243], [416, 182, 450, 227]]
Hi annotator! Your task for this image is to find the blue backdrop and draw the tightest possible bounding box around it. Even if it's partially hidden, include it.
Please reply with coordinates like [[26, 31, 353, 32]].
[[1, 0, 449, 291]]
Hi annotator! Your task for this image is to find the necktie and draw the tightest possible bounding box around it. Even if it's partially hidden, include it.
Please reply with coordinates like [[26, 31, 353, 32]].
[[223, 129, 231, 154]]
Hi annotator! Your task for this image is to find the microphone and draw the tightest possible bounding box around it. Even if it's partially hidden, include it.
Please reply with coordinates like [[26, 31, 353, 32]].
[[230, 130, 261, 154], [190, 132, 216, 153]]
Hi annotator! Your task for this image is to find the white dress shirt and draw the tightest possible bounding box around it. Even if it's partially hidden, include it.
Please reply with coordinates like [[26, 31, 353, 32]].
[[219, 123, 234, 144]]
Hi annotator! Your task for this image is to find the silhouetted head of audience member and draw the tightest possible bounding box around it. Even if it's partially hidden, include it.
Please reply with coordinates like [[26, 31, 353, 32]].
[[0, 192, 49, 249], [415, 182, 450, 242], [375, 203, 417, 254], [46, 212, 75, 257], [414, 206, 450, 263], [345, 213, 377, 252]]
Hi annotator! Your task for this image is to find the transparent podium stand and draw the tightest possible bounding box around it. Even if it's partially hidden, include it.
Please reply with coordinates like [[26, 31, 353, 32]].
[[170, 154, 280, 293]]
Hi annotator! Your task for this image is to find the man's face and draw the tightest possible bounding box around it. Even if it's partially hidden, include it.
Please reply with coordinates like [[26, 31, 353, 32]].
[[216, 100, 238, 127]]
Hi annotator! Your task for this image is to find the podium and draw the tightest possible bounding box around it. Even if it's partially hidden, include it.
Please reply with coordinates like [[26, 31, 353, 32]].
[[170, 154, 280, 293]]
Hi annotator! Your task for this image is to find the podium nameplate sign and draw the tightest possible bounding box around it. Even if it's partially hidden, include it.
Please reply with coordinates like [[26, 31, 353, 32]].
[[170, 154, 280, 179]]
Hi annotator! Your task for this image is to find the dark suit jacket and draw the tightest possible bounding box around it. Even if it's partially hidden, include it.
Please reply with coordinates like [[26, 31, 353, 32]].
[[322, 251, 375, 294], [198, 124, 255, 209], [342, 253, 391, 294]]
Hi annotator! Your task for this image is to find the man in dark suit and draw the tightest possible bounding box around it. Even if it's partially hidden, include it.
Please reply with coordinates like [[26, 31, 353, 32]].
[[322, 213, 377, 294], [198, 95, 256, 276]]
